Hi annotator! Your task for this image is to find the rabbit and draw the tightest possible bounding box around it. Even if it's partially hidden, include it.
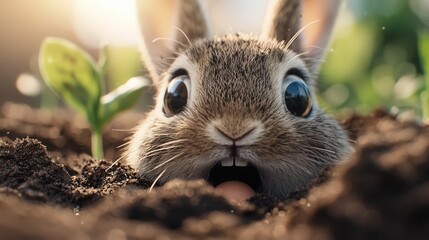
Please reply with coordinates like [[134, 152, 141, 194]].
[[125, 0, 352, 200]]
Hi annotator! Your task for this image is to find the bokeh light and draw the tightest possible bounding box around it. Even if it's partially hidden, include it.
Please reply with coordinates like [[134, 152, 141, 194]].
[[16, 73, 41, 97]]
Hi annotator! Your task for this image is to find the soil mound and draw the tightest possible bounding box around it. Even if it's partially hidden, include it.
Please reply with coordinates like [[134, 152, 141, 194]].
[[1, 104, 428, 239]]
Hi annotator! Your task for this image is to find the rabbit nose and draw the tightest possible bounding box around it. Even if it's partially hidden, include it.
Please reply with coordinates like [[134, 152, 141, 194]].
[[207, 119, 264, 146], [214, 127, 255, 159], [214, 127, 255, 143]]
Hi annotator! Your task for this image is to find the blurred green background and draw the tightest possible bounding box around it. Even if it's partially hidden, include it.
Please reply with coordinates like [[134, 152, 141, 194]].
[[319, 0, 428, 117], [1, 0, 428, 117]]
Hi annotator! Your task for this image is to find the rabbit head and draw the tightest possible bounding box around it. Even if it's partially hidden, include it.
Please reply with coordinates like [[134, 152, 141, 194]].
[[126, 0, 352, 199]]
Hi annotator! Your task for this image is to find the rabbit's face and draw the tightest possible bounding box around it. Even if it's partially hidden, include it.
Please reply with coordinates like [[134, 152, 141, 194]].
[[126, 35, 351, 198], [128, 0, 352, 199]]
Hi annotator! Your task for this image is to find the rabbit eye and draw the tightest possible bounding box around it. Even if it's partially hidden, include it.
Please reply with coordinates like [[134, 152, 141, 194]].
[[163, 74, 190, 116], [283, 74, 312, 118]]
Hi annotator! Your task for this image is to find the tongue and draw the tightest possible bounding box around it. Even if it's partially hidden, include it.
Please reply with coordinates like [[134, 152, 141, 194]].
[[215, 181, 256, 202]]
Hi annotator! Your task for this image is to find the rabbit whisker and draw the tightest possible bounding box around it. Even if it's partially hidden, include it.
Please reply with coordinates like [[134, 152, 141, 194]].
[[173, 51, 188, 59], [106, 155, 125, 172], [152, 37, 187, 48], [151, 133, 175, 137], [173, 26, 192, 46], [285, 20, 319, 50], [144, 145, 181, 157], [117, 141, 131, 149], [286, 51, 310, 66], [150, 153, 185, 172], [157, 139, 188, 148], [149, 169, 166, 193], [305, 45, 323, 52]]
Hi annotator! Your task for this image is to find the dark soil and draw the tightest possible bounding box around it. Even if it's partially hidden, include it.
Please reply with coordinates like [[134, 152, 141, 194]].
[[0, 103, 428, 240]]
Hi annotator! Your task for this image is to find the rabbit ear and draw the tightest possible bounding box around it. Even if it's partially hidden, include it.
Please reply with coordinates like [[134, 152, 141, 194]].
[[135, 0, 209, 81], [171, 0, 209, 49], [262, 0, 341, 73], [262, 0, 304, 53]]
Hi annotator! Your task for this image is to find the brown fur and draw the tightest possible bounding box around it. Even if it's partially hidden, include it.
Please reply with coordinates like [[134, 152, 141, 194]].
[[126, 0, 352, 198]]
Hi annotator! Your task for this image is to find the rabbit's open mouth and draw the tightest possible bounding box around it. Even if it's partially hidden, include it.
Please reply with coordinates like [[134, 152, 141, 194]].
[[207, 159, 261, 201]]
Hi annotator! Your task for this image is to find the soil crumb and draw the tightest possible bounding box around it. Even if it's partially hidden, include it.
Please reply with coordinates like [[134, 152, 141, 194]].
[[0, 137, 148, 207], [1, 103, 429, 239], [288, 113, 429, 240]]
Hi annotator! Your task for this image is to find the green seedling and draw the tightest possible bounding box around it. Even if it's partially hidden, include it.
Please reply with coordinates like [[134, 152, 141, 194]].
[[39, 37, 150, 160], [419, 32, 429, 120]]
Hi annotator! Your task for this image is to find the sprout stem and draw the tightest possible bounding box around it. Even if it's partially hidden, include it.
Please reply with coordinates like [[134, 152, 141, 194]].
[[91, 128, 104, 160]]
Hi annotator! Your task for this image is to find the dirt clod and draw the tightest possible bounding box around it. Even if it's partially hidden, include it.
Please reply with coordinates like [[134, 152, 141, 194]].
[[1, 103, 429, 239]]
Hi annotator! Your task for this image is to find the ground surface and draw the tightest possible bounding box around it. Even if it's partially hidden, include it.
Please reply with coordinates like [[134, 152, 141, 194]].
[[0, 102, 428, 240]]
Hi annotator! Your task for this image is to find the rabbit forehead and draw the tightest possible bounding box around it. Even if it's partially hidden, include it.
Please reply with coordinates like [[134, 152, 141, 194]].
[[167, 34, 310, 116], [184, 34, 310, 87]]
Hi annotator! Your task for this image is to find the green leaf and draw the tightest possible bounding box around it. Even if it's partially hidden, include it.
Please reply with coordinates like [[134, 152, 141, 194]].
[[99, 76, 151, 124], [98, 45, 108, 77], [419, 32, 429, 87], [421, 91, 429, 120], [97, 45, 108, 93], [39, 37, 102, 122]]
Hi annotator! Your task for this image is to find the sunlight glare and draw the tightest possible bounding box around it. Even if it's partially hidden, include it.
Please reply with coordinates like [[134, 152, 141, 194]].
[[72, 0, 140, 49]]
